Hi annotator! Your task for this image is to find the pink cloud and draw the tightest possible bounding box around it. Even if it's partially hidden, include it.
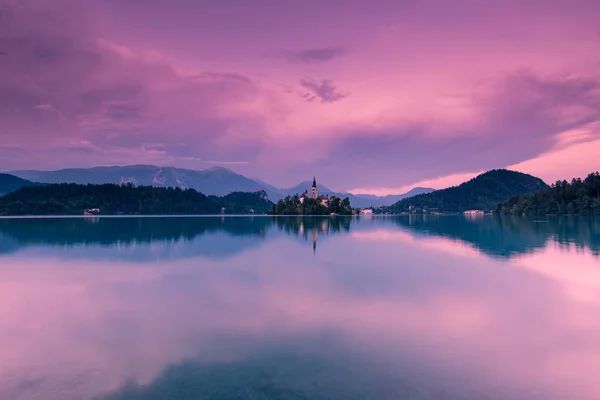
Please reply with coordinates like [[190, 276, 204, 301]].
[[1, 0, 599, 190], [350, 171, 484, 195]]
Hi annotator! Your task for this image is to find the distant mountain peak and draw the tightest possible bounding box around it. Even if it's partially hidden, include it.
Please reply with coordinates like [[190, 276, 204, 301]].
[[0, 173, 37, 196], [9, 165, 269, 197], [207, 166, 231, 172]]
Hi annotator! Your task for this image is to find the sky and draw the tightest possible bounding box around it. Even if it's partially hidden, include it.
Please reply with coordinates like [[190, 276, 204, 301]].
[[1, 0, 599, 194]]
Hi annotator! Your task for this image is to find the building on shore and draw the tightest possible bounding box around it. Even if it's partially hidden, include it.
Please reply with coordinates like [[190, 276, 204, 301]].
[[464, 210, 484, 215]]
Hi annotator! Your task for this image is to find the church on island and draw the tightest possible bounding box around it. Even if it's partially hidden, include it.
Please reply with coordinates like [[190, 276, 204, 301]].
[[299, 177, 329, 207]]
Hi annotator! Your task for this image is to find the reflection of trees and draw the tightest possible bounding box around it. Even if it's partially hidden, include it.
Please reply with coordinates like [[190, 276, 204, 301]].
[[0, 217, 272, 249], [4, 215, 595, 260], [391, 215, 600, 258], [0, 216, 355, 255], [273, 216, 352, 236]]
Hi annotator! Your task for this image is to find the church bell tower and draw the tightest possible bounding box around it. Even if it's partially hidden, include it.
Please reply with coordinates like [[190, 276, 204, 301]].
[[312, 177, 318, 199]]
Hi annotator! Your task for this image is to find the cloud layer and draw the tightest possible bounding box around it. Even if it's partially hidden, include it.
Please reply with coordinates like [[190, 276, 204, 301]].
[[1, 0, 599, 192]]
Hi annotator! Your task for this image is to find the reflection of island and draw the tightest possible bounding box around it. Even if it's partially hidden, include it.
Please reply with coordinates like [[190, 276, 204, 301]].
[[391, 215, 600, 259], [273, 216, 353, 253]]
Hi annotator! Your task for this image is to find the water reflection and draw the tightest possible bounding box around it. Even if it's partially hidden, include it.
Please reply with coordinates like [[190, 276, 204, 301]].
[[273, 216, 352, 254], [0, 216, 270, 246], [391, 215, 600, 258], [1, 215, 598, 260], [0, 217, 274, 260], [0, 216, 599, 400]]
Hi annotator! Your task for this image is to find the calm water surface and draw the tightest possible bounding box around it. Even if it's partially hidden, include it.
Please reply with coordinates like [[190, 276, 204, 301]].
[[1, 215, 599, 400]]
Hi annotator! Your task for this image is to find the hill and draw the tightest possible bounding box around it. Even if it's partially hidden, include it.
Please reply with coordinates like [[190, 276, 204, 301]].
[[0, 184, 273, 216], [387, 169, 548, 214], [0, 174, 36, 196], [493, 171, 600, 215]]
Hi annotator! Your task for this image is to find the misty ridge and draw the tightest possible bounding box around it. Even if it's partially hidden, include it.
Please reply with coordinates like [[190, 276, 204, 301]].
[[2, 166, 600, 217], [4, 165, 434, 208]]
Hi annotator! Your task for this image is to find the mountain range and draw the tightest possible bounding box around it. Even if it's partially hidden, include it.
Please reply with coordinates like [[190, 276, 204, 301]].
[[0, 173, 38, 196], [8, 165, 434, 208]]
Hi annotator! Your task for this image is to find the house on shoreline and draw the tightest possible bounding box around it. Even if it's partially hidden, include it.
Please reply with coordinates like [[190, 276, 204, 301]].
[[464, 210, 484, 215]]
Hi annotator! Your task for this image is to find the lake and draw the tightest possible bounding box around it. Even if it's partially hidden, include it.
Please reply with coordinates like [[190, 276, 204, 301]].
[[1, 215, 599, 400]]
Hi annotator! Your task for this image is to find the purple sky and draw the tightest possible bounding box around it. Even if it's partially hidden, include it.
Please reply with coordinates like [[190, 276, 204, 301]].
[[1, 0, 599, 194]]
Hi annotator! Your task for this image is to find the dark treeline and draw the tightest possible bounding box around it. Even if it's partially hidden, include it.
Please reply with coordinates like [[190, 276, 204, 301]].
[[493, 172, 600, 215], [270, 195, 352, 215], [0, 184, 273, 215]]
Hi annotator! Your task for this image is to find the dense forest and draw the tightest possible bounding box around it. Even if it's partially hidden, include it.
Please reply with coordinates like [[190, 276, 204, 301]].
[[270, 195, 353, 215], [493, 172, 600, 215], [387, 169, 548, 214], [0, 183, 273, 215]]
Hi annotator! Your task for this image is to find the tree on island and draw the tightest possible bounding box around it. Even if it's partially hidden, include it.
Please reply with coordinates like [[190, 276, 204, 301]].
[[270, 195, 352, 215]]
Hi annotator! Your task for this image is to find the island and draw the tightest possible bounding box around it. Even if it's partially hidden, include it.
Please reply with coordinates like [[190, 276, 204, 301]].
[[269, 178, 353, 215]]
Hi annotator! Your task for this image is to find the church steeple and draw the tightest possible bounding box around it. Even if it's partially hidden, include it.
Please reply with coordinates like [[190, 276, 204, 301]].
[[311, 176, 318, 199], [312, 177, 317, 188]]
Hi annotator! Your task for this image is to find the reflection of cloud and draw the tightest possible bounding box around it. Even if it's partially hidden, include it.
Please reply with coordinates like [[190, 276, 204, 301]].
[[354, 225, 600, 305], [2, 229, 600, 400], [514, 242, 600, 304], [350, 228, 483, 259]]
